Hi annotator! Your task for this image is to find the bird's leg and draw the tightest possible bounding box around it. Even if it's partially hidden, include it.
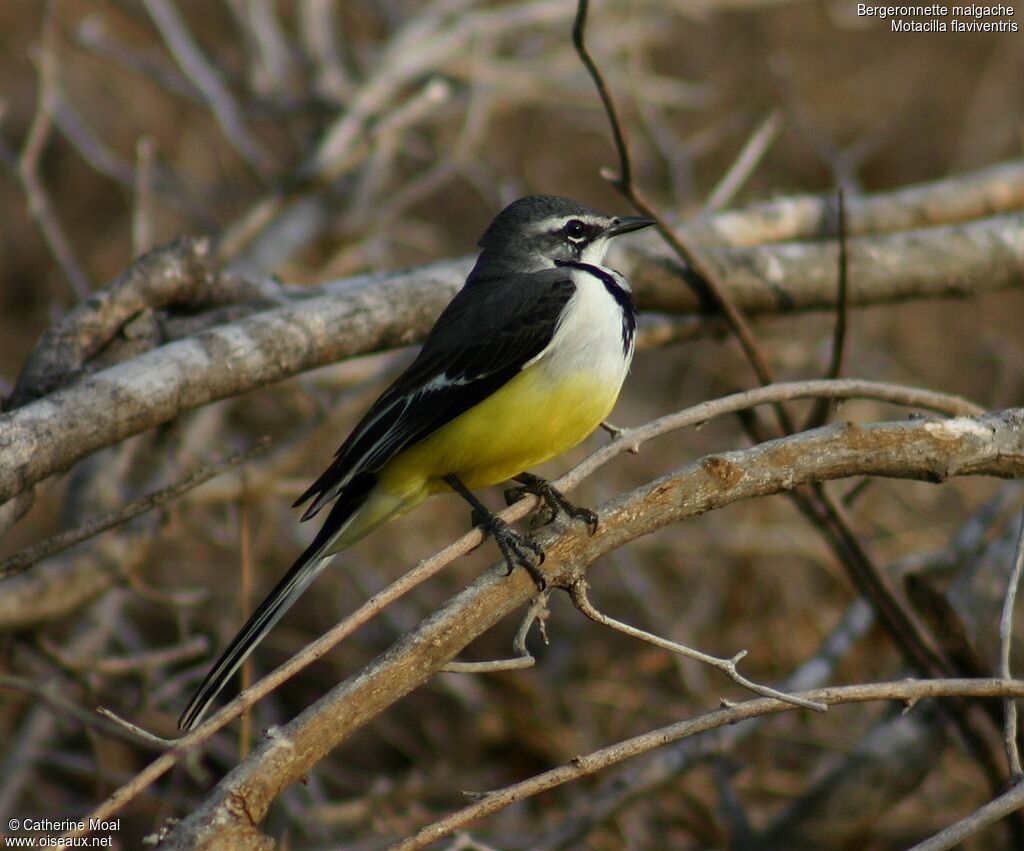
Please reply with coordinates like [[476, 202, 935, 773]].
[[505, 472, 599, 535], [443, 474, 546, 590]]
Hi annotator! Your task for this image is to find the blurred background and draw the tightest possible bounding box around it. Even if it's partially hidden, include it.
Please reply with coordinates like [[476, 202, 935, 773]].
[[1, 1, 1023, 848]]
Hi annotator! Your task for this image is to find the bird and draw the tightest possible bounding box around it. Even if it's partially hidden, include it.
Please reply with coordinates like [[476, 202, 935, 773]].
[[178, 195, 655, 731]]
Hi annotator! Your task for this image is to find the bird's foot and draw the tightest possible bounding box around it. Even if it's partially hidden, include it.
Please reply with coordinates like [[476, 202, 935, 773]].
[[444, 473, 545, 590], [472, 507, 546, 589], [506, 472, 598, 535]]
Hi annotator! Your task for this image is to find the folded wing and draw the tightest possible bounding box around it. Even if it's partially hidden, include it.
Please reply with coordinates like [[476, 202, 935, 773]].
[[294, 269, 577, 519]]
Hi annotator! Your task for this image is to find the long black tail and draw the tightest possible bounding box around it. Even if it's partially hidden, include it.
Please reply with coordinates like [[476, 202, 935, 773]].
[[178, 489, 368, 732]]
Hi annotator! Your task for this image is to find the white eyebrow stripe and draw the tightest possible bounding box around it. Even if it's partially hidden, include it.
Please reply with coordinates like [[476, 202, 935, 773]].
[[531, 214, 608, 233]]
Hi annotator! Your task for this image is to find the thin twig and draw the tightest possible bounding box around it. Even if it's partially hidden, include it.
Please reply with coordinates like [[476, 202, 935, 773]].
[[907, 779, 1024, 851], [704, 110, 783, 212], [386, 679, 1024, 851], [10, 8, 90, 298], [442, 591, 549, 673], [571, 0, 632, 190], [132, 136, 157, 257], [0, 437, 271, 578], [0, 675, 168, 752], [440, 657, 536, 674], [95, 707, 177, 748], [804, 186, 850, 430], [297, 0, 352, 103], [1000, 510, 1024, 780], [568, 578, 826, 712], [571, 0, 792, 434], [559, 378, 984, 498], [141, 0, 272, 175]]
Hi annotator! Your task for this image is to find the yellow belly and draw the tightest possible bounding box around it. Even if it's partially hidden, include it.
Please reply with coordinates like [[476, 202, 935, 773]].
[[379, 364, 621, 498], [325, 362, 624, 552]]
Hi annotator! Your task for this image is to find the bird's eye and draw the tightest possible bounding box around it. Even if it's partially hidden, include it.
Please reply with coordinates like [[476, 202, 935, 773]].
[[564, 219, 586, 241]]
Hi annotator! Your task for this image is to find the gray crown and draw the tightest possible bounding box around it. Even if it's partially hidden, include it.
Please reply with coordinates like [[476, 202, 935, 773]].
[[477, 195, 608, 251]]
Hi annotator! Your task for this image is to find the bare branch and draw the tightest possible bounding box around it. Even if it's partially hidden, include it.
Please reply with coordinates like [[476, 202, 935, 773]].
[[141, 0, 272, 175], [0, 675, 168, 752], [568, 578, 826, 712], [4, 10, 90, 298], [441, 592, 549, 673], [1001, 511, 1024, 780], [0, 255, 468, 505], [83, 408, 1024, 845], [704, 110, 782, 212], [297, 0, 353, 103], [624, 209, 1024, 316], [689, 158, 1024, 248], [390, 679, 1024, 851], [0, 438, 270, 578], [7, 236, 219, 407], [907, 779, 1024, 851], [131, 136, 157, 257], [803, 187, 849, 430]]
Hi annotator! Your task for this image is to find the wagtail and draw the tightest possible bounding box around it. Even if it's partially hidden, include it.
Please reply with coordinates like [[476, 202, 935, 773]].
[[179, 195, 654, 730]]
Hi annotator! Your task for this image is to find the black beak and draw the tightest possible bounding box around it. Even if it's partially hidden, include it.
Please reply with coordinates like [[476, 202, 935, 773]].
[[606, 215, 657, 237]]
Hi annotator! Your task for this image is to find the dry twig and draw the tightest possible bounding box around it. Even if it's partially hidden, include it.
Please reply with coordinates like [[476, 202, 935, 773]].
[[568, 578, 826, 712], [0, 438, 270, 578], [85, 408, 1024, 847], [390, 679, 1024, 851], [1000, 511, 1024, 780]]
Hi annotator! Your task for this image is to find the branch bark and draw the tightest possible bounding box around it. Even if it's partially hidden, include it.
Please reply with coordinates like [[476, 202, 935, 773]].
[[3, 208, 1023, 510], [128, 409, 1024, 848], [685, 159, 1024, 247], [627, 210, 1024, 315], [0, 258, 468, 506]]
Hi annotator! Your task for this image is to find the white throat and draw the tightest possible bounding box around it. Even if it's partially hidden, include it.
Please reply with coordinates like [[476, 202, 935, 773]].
[[578, 236, 610, 265]]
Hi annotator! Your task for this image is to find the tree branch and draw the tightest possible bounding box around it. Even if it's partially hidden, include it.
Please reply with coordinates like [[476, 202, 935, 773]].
[[4, 208, 1020, 510], [392, 680, 1024, 851], [80, 408, 1024, 847]]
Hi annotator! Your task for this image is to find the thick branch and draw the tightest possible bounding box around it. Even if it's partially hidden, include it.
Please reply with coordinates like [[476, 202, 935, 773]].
[[0, 259, 468, 506], [7, 236, 217, 407], [3, 209, 1022, 508], [686, 159, 1024, 247], [627, 211, 1024, 315], [147, 409, 1024, 848]]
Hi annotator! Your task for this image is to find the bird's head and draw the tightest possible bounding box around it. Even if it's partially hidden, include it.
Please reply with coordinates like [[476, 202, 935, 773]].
[[474, 195, 655, 274]]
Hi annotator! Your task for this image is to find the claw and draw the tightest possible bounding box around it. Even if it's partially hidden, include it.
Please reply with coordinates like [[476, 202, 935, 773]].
[[488, 514, 546, 590], [512, 472, 599, 535], [504, 485, 558, 525], [445, 473, 546, 590]]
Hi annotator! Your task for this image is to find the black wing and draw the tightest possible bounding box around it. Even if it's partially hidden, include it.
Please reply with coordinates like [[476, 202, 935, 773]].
[[294, 268, 576, 518]]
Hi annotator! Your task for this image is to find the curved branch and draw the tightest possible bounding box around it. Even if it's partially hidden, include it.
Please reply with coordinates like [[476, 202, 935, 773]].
[[97, 408, 1024, 848], [392, 679, 1024, 851], [1, 379, 974, 635], [5, 236, 286, 408]]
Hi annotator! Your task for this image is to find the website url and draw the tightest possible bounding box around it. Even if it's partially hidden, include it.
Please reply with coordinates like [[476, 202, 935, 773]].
[[4, 838, 113, 848]]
